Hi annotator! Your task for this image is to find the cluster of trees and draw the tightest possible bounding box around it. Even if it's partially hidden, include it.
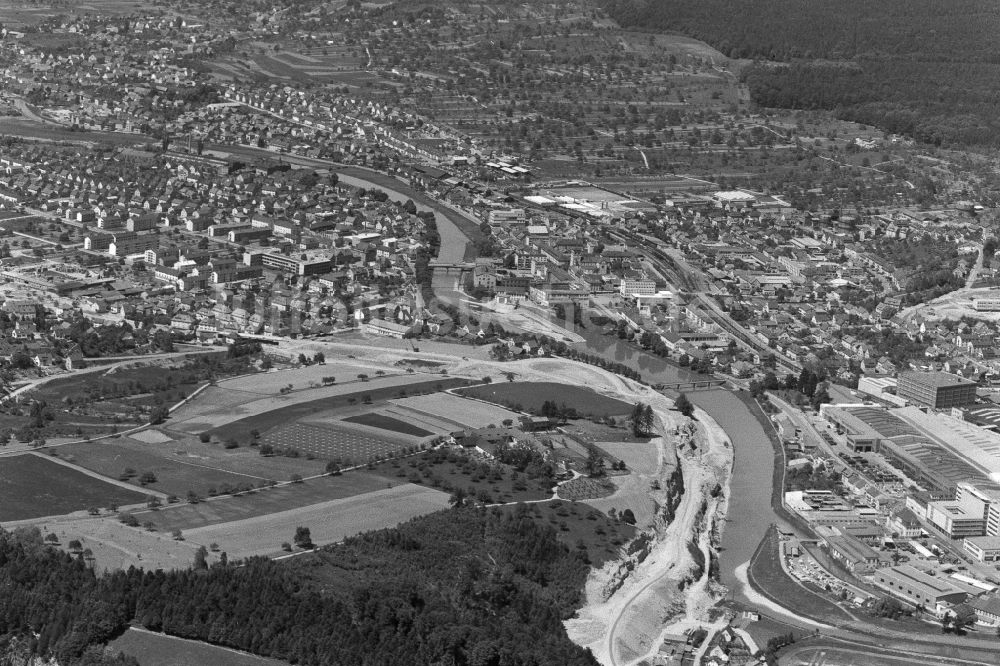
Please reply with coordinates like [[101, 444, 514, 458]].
[[538, 399, 577, 422], [630, 402, 654, 437], [868, 237, 970, 305], [604, 0, 1000, 146], [674, 393, 694, 418], [785, 463, 841, 492], [751, 370, 830, 411], [489, 336, 642, 382], [62, 319, 175, 357], [413, 211, 440, 304], [492, 440, 555, 481], [226, 339, 263, 359], [0, 506, 599, 666], [659, 464, 686, 524]]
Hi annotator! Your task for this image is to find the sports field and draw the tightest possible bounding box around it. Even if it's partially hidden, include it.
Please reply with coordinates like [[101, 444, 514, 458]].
[[0, 454, 146, 522], [457, 382, 633, 418]]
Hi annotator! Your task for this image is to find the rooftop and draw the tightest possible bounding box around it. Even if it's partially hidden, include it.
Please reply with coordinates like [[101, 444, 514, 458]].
[[878, 564, 966, 596], [899, 370, 976, 388]]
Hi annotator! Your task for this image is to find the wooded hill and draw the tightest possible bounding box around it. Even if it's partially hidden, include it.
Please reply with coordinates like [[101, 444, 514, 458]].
[[0, 506, 599, 666], [602, 0, 1000, 146]]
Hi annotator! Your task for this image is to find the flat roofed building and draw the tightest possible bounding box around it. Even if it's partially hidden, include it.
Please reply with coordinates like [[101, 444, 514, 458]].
[[897, 371, 977, 409], [822, 405, 993, 495], [620, 278, 656, 297], [873, 565, 967, 610], [252, 251, 332, 276], [488, 208, 526, 225], [365, 318, 419, 339], [963, 535, 1000, 562], [926, 500, 986, 539], [973, 297, 1000, 312]]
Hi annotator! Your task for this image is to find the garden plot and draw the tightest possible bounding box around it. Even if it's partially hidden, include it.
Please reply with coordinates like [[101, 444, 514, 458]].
[[130, 429, 173, 444], [262, 421, 411, 462]]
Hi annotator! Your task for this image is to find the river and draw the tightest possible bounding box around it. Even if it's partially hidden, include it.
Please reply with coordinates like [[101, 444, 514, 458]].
[[569, 319, 779, 602]]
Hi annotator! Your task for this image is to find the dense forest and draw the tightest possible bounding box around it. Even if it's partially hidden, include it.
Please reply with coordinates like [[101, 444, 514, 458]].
[[0, 507, 598, 666], [601, 0, 1000, 146]]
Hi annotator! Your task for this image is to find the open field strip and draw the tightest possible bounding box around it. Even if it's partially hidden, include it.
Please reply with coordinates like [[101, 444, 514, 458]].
[[389, 392, 521, 428], [109, 628, 290, 666], [168, 373, 443, 433], [180, 483, 450, 558], [381, 405, 465, 432]]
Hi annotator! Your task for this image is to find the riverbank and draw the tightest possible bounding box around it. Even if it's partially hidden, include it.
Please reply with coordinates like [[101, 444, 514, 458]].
[[564, 399, 734, 666]]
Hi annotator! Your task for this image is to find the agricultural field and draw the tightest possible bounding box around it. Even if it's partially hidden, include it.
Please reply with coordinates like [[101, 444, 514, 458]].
[[109, 628, 289, 666], [259, 421, 415, 463], [133, 472, 395, 533], [0, 454, 145, 522], [49, 435, 326, 498], [216, 361, 387, 395], [45, 515, 202, 573], [390, 393, 520, 429], [180, 484, 451, 558], [456, 382, 633, 419], [341, 413, 432, 437]]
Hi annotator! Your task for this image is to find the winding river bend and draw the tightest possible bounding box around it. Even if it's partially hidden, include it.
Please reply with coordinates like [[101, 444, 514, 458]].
[[570, 325, 778, 601], [224, 150, 778, 601]]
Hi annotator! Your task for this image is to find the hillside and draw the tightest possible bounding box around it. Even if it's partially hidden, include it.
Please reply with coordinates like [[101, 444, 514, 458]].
[[602, 0, 1000, 146]]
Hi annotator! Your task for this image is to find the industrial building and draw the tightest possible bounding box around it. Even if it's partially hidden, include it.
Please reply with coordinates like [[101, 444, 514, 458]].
[[821, 533, 882, 573], [963, 536, 1000, 563], [926, 501, 986, 539], [821, 405, 995, 495], [872, 565, 967, 611], [246, 251, 333, 276], [897, 371, 978, 409]]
